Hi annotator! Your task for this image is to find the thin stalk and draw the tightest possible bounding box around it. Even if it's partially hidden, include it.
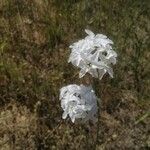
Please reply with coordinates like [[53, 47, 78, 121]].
[[135, 111, 150, 125], [93, 78, 101, 150]]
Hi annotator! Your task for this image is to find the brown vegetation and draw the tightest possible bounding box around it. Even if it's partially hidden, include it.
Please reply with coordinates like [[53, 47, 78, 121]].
[[0, 0, 149, 149]]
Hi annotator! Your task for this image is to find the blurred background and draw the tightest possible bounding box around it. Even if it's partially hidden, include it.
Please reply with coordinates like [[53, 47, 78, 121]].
[[0, 0, 149, 149]]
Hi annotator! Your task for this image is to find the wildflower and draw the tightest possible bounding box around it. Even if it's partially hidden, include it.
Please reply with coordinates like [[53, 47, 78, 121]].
[[59, 84, 98, 123], [68, 29, 117, 79]]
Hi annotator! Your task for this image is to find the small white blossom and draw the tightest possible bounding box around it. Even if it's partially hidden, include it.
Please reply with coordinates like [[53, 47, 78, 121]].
[[68, 29, 117, 79], [59, 84, 98, 123]]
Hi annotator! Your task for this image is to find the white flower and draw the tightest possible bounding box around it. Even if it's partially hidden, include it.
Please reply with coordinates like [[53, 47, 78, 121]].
[[59, 84, 98, 123], [68, 29, 117, 79]]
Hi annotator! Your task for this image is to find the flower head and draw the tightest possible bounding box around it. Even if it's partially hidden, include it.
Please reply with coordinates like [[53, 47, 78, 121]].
[[59, 84, 98, 123], [68, 29, 117, 79]]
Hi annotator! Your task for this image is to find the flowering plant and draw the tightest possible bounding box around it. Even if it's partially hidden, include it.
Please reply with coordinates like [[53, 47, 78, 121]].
[[60, 84, 98, 123], [68, 29, 117, 79], [60, 29, 117, 123]]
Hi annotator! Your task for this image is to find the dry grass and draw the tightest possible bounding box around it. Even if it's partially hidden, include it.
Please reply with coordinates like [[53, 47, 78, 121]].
[[0, 0, 150, 149]]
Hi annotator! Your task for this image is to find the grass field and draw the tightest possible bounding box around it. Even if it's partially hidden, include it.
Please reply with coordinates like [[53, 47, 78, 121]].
[[0, 0, 150, 149]]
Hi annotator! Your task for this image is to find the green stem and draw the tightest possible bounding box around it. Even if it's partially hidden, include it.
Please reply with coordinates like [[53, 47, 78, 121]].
[[135, 111, 150, 125]]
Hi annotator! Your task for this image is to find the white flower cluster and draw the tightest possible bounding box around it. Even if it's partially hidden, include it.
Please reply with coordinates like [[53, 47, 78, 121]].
[[60, 84, 98, 123], [59, 29, 117, 123], [68, 29, 117, 79]]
